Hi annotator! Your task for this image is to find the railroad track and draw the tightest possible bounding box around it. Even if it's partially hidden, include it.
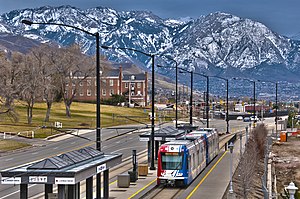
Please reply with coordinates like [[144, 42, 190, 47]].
[[142, 185, 185, 199]]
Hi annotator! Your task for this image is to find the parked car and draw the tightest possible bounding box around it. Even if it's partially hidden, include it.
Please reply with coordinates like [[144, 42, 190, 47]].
[[250, 116, 259, 121], [236, 116, 243, 121], [243, 117, 250, 122]]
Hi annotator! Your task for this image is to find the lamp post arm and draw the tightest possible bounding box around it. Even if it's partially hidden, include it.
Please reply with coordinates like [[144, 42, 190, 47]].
[[101, 45, 153, 57], [157, 57, 179, 128], [206, 76, 209, 128], [210, 75, 229, 133], [22, 20, 97, 37]]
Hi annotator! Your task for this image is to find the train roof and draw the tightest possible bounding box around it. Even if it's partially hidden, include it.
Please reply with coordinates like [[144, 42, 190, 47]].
[[177, 133, 204, 141], [163, 140, 192, 146], [191, 128, 218, 136]]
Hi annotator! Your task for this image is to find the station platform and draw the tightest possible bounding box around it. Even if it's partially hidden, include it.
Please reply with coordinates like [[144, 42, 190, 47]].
[[105, 133, 244, 199], [108, 167, 157, 199]]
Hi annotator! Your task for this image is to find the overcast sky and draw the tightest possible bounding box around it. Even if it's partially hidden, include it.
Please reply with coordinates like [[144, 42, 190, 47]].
[[1, 0, 300, 38]]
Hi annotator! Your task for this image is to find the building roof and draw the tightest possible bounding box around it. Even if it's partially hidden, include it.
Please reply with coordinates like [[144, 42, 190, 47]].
[[102, 69, 120, 77], [123, 73, 146, 81]]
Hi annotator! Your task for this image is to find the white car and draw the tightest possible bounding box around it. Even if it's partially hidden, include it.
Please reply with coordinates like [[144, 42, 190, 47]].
[[236, 116, 243, 121], [250, 116, 259, 121]]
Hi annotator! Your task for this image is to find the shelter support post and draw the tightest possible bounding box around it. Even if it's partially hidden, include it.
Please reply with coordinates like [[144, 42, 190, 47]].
[[20, 184, 28, 199], [45, 184, 53, 199], [86, 177, 93, 199], [67, 185, 75, 199], [58, 185, 66, 199], [104, 169, 109, 198]]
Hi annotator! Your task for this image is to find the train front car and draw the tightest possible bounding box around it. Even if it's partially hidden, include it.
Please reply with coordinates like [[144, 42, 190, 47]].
[[157, 141, 189, 186]]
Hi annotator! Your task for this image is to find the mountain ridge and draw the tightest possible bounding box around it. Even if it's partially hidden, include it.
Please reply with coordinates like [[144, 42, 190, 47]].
[[0, 5, 300, 98]]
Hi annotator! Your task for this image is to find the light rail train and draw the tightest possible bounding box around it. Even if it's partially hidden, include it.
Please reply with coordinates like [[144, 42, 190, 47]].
[[157, 128, 219, 186]]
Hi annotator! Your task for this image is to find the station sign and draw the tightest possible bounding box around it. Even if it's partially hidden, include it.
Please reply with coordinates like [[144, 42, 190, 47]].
[[1, 177, 21, 184], [55, 177, 75, 185], [139, 137, 149, 141], [96, 163, 107, 174], [29, 176, 48, 183]]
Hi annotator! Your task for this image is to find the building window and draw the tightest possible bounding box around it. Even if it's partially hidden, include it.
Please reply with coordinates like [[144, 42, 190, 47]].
[[110, 80, 114, 86], [66, 82, 69, 87], [102, 89, 106, 96], [79, 89, 84, 96], [79, 82, 83, 87], [87, 80, 92, 86], [137, 82, 141, 88], [125, 83, 128, 88], [110, 89, 114, 96], [131, 91, 134, 96], [87, 89, 92, 96], [130, 83, 135, 88], [102, 79, 106, 85], [137, 90, 142, 96]]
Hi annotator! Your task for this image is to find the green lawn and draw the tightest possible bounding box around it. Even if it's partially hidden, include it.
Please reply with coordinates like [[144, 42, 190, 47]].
[[0, 101, 152, 138], [0, 139, 31, 152]]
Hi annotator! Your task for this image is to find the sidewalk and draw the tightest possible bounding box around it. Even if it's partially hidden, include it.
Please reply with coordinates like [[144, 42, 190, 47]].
[[178, 134, 245, 199], [108, 167, 157, 199]]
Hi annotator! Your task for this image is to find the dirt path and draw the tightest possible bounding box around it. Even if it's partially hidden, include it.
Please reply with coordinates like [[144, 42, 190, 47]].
[[272, 136, 300, 194]]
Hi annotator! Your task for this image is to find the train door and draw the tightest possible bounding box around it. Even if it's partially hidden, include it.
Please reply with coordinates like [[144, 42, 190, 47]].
[[188, 154, 192, 183], [203, 134, 209, 165]]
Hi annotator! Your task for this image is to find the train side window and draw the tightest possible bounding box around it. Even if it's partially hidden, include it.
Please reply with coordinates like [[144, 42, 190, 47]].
[[187, 155, 190, 170], [192, 154, 195, 170], [197, 149, 200, 165]]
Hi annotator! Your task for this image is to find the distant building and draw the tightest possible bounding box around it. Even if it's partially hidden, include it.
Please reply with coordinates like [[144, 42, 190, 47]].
[[245, 104, 270, 112], [235, 103, 244, 112], [66, 66, 148, 106]]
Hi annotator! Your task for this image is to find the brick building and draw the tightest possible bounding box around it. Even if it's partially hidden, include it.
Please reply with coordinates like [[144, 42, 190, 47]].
[[67, 66, 148, 106]]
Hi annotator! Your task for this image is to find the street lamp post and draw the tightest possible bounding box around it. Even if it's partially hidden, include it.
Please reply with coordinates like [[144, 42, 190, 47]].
[[190, 71, 194, 126], [157, 57, 179, 128], [101, 45, 156, 170], [276, 82, 278, 137], [194, 72, 209, 128], [258, 80, 278, 137], [228, 142, 234, 194], [211, 76, 229, 134], [253, 80, 256, 118], [233, 78, 256, 119], [179, 69, 193, 126], [286, 181, 298, 199], [22, 19, 102, 199], [179, 70, 209, 128]]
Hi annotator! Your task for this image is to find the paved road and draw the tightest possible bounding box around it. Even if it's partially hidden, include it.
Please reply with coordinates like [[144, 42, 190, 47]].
[[0, 119, 262, 199], [0, 126, 147, 199]]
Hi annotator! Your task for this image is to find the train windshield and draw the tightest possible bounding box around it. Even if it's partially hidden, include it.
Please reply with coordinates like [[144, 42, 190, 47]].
[[161, 152, 183, 170]]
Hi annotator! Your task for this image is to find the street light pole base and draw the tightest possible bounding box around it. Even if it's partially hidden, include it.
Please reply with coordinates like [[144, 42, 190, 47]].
[[227, 192, 236, 199], [150, 166, 156, 170]]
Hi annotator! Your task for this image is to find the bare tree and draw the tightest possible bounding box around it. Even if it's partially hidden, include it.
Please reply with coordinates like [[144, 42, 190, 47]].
[[234, 124, 268, 198], [236, 137, 259, 198], [52, 44, 94, 118], [30, 45, 59, 122], [19, 54, 43, 124], [0, 51, 24, 121]]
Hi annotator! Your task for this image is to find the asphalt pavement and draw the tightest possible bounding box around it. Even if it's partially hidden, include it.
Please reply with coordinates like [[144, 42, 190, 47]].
[[0, 118, 265, 199]]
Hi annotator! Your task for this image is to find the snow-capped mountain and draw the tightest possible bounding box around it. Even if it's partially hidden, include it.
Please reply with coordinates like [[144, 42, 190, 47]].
[[1, 5, 300, 84]]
